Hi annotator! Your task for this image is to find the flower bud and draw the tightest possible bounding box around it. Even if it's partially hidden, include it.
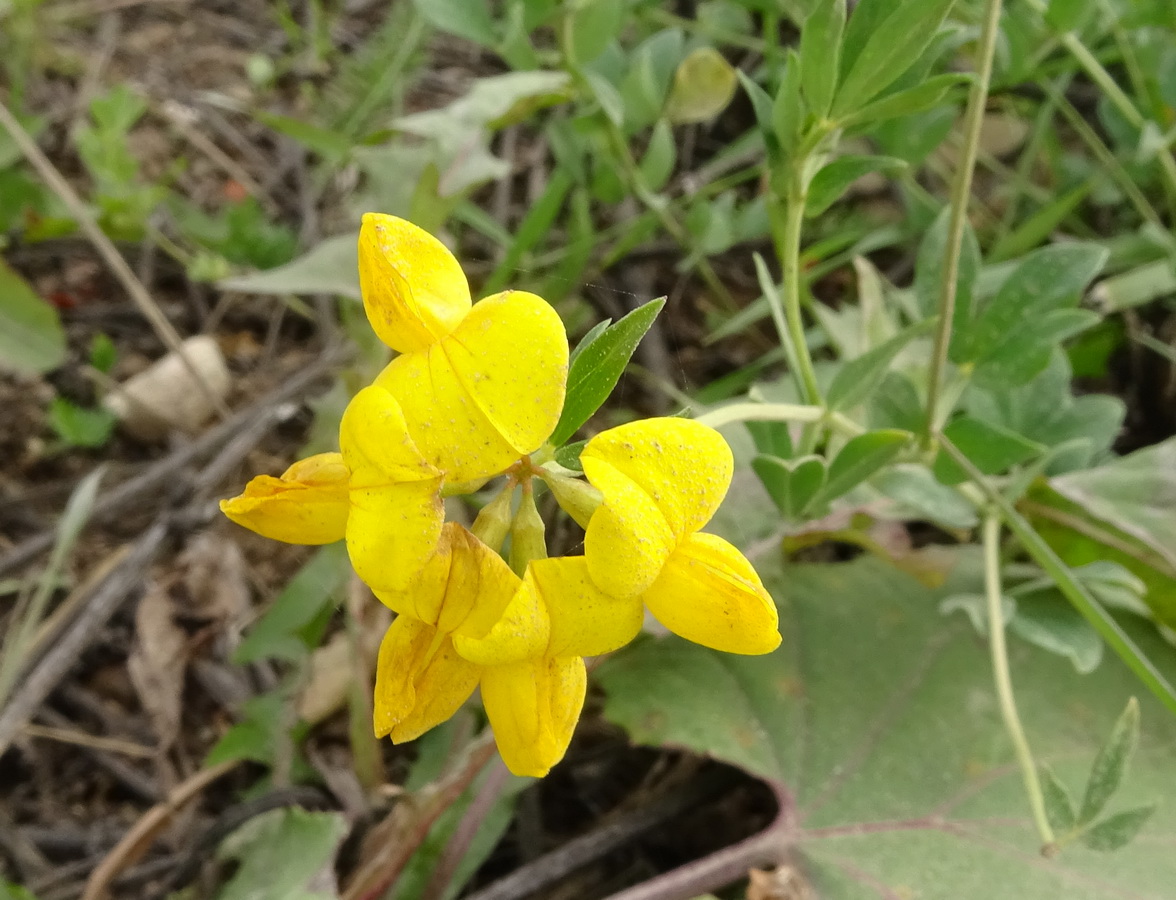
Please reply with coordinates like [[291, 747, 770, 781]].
[[541, 470, 602, 530], [509, 483, 547, 576], [471, 484, 515, 552]]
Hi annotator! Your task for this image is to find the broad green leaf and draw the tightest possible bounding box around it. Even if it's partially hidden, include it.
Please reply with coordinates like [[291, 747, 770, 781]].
[[826, 319, 933, 411], [1091, 258, 1176, 313], [972, 308, 1101, 390], [235, 544, 351, 665], [1010, 593, 1104, 674], [820, 429, 909, 502], [831, 0, 956, 117], [913, 207, 979, 357], [569, 320, 611, 366], [554, 440, 586, 471], [599, 555, 1176, 897], [411, 0, 497, 46], [216, 807, 347, 900], [549, 297, 666, 446], [940, 592, 1015, 634], [737, 69, 777, 141], [665, 47, 738, 124], [753, 454, 827, 520], [218, 233, 360, 299], [872, 463, 980, 529], [639, 118, 677, 192], [566, 0, 624, 64], [620, 29, 685, 129], [799, 0, 846, 118], [582, 68, 625, 126], [989, 181, 1093, 262], [838, 73, 971, 128], [396, 71, 572, 133], [1046, 0, 1098, 32], [867, 371, 924, 433], [934, 416, 1044, 485], [772, 50, 805, 154], [1081, 805, 1158, 852], [805, 154, 908, 217], [1041, 765, 1078, 834], [0, 258, 66, 375], [1050, 436, 1176, 575], [1027, 482, 1176, 629], [965, 243, 1108, 369], [255, 112, 352, 163], [1079, 697, 1140, 825], [746, 419, 794, 460], [47, 398, 115, 449]]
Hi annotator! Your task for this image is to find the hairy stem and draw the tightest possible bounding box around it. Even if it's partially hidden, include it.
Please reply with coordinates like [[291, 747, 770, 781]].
[[982, 513, 1056, 852], [922, 0, 1004, 444]]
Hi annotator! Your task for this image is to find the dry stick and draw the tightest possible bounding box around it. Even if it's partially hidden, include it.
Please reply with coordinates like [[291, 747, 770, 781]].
[[0, 351, 342, 579], [0, 99, 229, 418], [33, 707, 160, 804], [80, 759, 238, 900], [342, 732, 500, 900], [0, 515, 171, 758], [463, 767, 743, 900]]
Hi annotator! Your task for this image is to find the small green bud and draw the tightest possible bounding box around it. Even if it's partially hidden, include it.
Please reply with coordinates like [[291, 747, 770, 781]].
[[542, 470, 602, 530], [472, 484, 515, 552], [509, 482, 547, 576]]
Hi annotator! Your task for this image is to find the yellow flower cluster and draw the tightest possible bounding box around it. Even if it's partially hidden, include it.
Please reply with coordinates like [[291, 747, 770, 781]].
[[221, 215, 781, 776]]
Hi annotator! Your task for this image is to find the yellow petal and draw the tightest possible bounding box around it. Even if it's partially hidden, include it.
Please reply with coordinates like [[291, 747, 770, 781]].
[[375, 290, 568, 483], [374, 617, 482, 742], [453, 570, 550, 666], [531, 557, 643, 657], [642, 532, 781, 655], [373, 523, 519, 638], [482, 656, 586, 777], [582, 417, 733, 598], [341, 385, 444, 591], [220, 452, 349, 544], [359, 213, 471, 353]]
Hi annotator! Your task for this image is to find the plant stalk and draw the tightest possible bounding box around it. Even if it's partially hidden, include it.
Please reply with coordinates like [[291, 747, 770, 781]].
[[776, 184, 823, 406], [922, 0, 1004, 445], [982, 513, 1056, 852]]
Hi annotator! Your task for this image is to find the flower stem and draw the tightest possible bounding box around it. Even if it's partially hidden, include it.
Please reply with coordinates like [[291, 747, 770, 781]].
[[774, 185, 823, 407], [982, 512, 1056, 853], [922, 0, 1004, 445]]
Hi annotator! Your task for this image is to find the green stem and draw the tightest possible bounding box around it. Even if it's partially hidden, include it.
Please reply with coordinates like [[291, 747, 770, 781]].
[[922, 0, 1004, 446], [938, 435, 1176, 719], [696, 402, 863, 437], [776, 186, 823, 406], [982, 513, 1056, 852]]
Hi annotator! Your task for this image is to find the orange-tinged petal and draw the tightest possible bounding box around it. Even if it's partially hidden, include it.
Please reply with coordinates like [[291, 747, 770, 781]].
[[482, 656, 586, 777], [375, 290, 568, 483], [453, 571, 550, 666], [582, 417, 733, 598], [642, 532, 781, 655], [341, 385, 444, 591], [531, 557, 644, 657], [359, 213, 471, 353], [374, 617, 481, 743], [220, 452, 349, 544], [373, 523, 519, 638]]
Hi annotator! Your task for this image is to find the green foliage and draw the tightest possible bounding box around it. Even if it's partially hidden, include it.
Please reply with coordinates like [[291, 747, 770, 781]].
[[214, 807, 347, 900], [0, 257, 65, 375], [599, 556, 1175, 892], [549, 297, 666, 446], [46, 397, 116, 449]]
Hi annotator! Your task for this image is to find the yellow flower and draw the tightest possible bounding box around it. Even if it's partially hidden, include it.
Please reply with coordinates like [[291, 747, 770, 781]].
[[360, 213, 569, 484], [454, 556, 643, 776], [222, 384, 445, 592], [579, 417, 781, 655]]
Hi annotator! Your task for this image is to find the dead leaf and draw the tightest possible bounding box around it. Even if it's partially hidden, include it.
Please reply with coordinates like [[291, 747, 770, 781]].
[[178, 531, 251, 634], [127, 585, 188, 750], [747, 865, 816, 900]]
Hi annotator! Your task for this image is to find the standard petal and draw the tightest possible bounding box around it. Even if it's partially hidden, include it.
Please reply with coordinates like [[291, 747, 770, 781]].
[[375, 290, 568, 483], [453, 571, 550, 666], [373, 524, 520, 638], [220, 452, 349, 544], [373, 617, 481, 743], [642, 532, 781, 655], [482, 656, 586, 777], [359, 213, 471, 353], [582, 417, 733, 537], [531, 557, 644, 657], [341, 385, 444, 591]]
